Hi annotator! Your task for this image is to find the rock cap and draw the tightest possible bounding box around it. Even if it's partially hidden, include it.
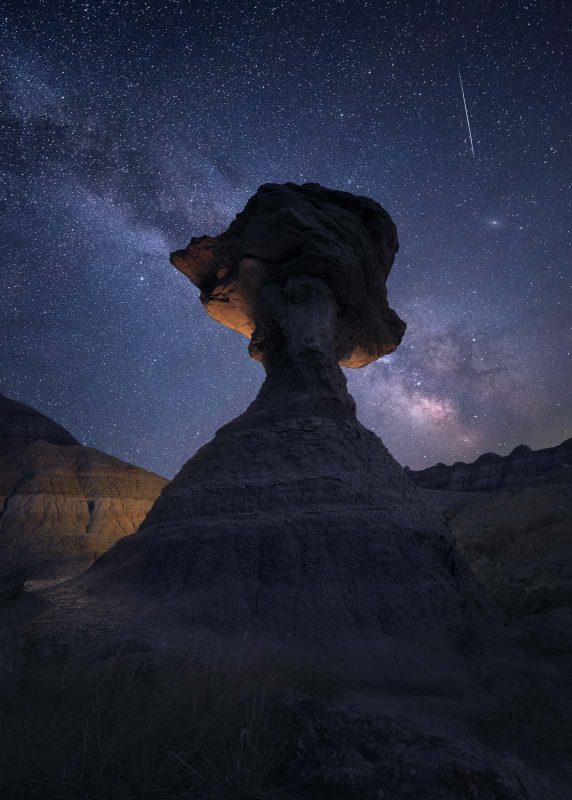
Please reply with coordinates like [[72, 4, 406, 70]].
[[171, 182, 406, 367]]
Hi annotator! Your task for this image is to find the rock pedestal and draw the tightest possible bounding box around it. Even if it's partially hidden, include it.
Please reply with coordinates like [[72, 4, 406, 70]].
[[74, 185, 500, 677]]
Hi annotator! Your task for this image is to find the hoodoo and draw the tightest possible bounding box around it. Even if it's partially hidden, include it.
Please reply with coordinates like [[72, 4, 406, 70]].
[[68, 184, 500, 676]]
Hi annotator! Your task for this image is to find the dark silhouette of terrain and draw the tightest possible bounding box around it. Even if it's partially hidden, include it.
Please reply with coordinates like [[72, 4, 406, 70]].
[[406, 438, 572, 491], [2, 186, 570, 798], [410, 438, 572, 620]]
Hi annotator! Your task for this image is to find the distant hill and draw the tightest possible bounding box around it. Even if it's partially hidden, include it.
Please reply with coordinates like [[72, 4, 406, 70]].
[[0, 393, 166, 583], [414, 436, 572, 617], [0, 394, 80, 448], [406, 438, 572, 492]]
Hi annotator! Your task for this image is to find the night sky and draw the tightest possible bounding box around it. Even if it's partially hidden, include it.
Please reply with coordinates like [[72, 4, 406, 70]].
[[1, 0, 570, 478]]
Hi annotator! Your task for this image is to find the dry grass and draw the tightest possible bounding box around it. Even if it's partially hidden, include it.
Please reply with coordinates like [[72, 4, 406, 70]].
[[0, 649, 340, 799]]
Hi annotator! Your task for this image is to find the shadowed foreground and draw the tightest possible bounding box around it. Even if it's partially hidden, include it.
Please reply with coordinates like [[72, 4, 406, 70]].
[[4, 185, 571, 798], [0, 650, 556, 800]]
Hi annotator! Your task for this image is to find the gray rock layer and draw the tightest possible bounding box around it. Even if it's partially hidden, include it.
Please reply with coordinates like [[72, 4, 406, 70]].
[[0, 394, 79, 448], [78, 408, 500, 676]]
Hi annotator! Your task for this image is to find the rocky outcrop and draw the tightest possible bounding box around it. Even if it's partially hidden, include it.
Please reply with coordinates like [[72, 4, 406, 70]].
[[406, 438, 572, 491], [59, 184, 500, 681], [422, 478, 572, 616], [270, 693, 553, 800], [413, 436, 572, 616], [0, 393, 166, 582]]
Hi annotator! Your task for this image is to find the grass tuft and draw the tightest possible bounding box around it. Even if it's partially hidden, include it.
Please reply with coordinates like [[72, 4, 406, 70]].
[[0, 649, 340, 799]]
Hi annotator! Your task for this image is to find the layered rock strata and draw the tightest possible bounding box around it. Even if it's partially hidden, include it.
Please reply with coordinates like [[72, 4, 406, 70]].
[[0, 394, 166, 582], [413, 437, 572, 615], [444, 481, 572, 616]]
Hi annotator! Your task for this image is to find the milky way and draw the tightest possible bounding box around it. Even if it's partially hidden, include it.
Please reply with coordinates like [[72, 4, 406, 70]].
[[1, 0, 570, 477]]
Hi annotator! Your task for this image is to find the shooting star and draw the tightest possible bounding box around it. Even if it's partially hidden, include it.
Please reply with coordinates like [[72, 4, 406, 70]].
[[458, 69, 475, 158]]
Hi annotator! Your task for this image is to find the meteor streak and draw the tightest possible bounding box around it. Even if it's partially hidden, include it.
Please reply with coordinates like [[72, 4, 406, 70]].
[[458, 69, 475, 158]]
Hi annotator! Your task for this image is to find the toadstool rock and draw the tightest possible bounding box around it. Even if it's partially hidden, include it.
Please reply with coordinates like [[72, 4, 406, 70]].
[[40, 184, 501, 685]]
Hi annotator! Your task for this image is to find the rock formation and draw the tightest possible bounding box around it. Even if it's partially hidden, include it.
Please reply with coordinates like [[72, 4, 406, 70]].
[[416, 438, 572, 617], [0, 393, 166, 582], [438, 480, 572, 616], [23, 184, 572, 796], [64, 184, 500, 682], [170, 182, 406, 368], [271, 693, 553, 800], [406, 438, 572, 492]]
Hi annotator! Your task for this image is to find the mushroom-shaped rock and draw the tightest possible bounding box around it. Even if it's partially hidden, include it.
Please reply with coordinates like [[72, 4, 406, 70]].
[[48, 183, 502, 686], [171, 182, 406, 368]]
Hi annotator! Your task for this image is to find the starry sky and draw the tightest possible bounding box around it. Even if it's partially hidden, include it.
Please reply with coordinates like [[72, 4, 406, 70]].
[[1, 0, 570, 478]]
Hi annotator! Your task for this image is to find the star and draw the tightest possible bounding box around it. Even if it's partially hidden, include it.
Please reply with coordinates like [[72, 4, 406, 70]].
[[0, 0, 569, 475]]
